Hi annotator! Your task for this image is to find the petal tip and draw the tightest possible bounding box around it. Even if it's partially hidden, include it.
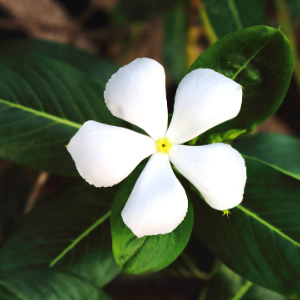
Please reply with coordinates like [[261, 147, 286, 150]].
[[122, 204, 188, 237]]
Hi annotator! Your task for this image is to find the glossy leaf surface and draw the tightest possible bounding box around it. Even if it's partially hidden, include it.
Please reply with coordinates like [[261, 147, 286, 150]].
[[0, 38, 119, 87], [0, 53, 124, 176], [232, 133, 300, 180], [202, 264, 287, 300], [193, 157, 300, 297], [0, 269, 112, 300], [189, 26, 294, 143], [111, 163, 194, 274], [0, 179, 120, 289]]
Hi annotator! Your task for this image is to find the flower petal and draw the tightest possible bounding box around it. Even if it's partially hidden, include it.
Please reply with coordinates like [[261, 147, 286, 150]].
[[122, 152, 188, 237], [104, 58, 168, 140], [166, 69, 242, 144], [169, 143, 246, 210], [67, 121, 156, 187]]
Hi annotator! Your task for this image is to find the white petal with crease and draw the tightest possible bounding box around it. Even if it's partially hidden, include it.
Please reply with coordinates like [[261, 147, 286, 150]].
[[67, 121, 156, 187], [122, 153, 188, 237], [104, 58, 168, 140], [169, 144, 246, 210], [166, 69, 242, 144]]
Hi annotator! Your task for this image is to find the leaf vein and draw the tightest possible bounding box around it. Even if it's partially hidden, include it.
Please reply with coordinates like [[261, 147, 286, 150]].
[[241, 154, 300, 180], [231, 40, 270, 81], [237, 205, 300, 248], [49, 210, 111, 267], [122, 236, 147, 269], [0, 98, 81, 129]]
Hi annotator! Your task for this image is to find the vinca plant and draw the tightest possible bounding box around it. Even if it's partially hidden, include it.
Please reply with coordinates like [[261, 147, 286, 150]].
[[0, 21, 299, 300]]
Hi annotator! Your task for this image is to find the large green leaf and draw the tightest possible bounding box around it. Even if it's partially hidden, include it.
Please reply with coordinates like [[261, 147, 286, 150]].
[[111, 162, 194, 274], [188, 26, 294, 144], [202, 0, 267, 39], [192, 157, 300, 297], [0, 269, 112, 300], [0, 38, 119, 86], [232, 133, 300, 180], [0, 53, 124, 176], [201, 264, 287, 300], [0, 179, 120, 289]]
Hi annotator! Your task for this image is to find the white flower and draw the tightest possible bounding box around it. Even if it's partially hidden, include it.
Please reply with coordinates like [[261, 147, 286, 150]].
[[67, 58, 246, 238]]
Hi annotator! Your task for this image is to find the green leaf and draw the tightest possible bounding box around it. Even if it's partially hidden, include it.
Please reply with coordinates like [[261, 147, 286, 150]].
[[201, 264, 287, 300], [111, 162, 194, 274], [0, 38, 119, 87], [163, 3, 187, 82], [188, 26, 294, 143], [192, 157, 300, 297], [0, 53, 124, 176], [232, 133, 300, 180], [202, 0, 267, 39], [0, 268, 112, 300], [0, 179, 120, 289]]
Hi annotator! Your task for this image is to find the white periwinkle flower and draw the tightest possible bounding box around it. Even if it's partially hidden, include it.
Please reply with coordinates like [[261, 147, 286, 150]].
[[67, 58, 246, 238]]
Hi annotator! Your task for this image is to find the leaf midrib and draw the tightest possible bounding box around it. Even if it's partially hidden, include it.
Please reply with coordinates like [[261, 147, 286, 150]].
[[231, 39, 270, 81], [236, 205, 300, 249], [122, 236, 147, 269], [0, 98, 81, 129], [49, 210, 111, 267], [241, 154, 300, 181]]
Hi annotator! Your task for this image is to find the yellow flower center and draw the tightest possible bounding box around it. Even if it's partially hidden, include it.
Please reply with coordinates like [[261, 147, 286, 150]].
[[156, 137, 172, 153]]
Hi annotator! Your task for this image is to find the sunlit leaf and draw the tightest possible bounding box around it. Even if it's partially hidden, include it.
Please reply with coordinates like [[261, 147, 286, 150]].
[[189, 26, 294, 144]]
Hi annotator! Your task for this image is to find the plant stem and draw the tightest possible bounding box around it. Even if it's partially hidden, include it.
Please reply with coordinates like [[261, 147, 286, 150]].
[[24, 172, 49, 214]]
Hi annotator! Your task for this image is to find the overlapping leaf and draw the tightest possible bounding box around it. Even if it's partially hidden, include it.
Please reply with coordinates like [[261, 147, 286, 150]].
[[202, 264, 287, 300], [193, 157, 300, 297], [0, 179, 120, 289], [232, 133, 300, 180], [0, 269, 112, 300], [189, 26, 294, 144], [0, 38, 119, 87], [0, 53, 124, 176], [111, 162, 194, 274]]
